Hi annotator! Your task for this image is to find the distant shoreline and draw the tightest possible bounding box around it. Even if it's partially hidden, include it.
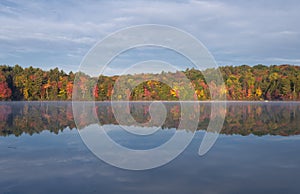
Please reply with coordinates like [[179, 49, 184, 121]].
[[1, 100, 300, 103]]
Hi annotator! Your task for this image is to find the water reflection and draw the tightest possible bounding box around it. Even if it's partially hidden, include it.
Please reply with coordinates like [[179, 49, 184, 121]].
[[1, 102, 300, 193], [0, 102, 300, 137]]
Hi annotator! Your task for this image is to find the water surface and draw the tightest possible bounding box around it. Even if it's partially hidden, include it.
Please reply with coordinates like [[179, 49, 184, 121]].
[[0, 102, 300, 193]]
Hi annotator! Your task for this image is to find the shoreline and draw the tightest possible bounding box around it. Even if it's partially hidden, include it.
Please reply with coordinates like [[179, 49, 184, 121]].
[[1, 100, 300, 103]]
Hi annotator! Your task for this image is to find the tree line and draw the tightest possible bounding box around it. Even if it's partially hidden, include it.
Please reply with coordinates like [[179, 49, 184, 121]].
[[1, 64, 300, 101]]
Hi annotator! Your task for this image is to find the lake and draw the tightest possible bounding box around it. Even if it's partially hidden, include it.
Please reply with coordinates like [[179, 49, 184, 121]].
[[0, 101, 300, 193]]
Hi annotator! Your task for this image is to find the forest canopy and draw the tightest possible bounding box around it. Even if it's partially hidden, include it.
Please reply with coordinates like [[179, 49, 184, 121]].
[[0, 64, 300, 101]]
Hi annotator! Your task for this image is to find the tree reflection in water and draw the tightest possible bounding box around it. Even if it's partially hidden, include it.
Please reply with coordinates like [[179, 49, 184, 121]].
[[0, 102, 299, 137]]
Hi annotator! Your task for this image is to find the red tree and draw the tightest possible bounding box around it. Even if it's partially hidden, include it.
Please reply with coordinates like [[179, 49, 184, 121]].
[[0, 74, 12, 100]]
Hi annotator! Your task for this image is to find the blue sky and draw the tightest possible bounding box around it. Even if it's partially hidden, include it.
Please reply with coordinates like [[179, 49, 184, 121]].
[[0, 0, 300, 74]]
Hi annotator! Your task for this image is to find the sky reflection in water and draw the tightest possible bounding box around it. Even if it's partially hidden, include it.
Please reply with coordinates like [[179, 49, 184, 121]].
[[0, 102, 300, 193]]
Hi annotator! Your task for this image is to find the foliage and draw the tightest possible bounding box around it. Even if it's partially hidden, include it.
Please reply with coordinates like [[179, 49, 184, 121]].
[[1, 64, 300, 101]]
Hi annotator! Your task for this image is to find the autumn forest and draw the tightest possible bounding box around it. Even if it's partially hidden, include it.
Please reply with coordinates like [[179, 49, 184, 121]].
[[1, 64, 300, 101]]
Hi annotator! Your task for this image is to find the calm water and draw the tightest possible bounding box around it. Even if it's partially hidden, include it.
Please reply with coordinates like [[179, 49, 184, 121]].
[[0, 101, 300, 193]]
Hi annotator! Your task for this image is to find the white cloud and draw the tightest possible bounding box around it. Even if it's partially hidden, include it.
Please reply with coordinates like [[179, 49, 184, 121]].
[[0, 0, 299, 72]]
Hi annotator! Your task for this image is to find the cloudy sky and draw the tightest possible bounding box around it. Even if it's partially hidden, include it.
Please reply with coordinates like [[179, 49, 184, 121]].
[[0, 0, 299, 74]]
